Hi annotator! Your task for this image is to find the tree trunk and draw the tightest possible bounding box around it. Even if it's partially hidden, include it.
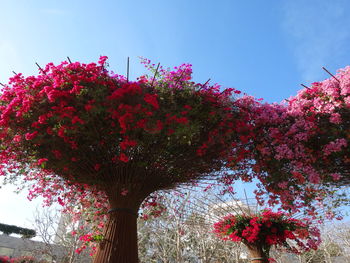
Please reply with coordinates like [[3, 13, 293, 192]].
[[93, 193, 141, 263], [246, 244, 269, 263]]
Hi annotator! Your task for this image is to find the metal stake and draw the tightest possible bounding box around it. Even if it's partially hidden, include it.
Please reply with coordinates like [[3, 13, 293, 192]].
[[322, 67, 340, 82]]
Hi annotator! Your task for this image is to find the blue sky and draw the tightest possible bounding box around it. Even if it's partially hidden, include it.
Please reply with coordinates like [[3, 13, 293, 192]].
[[1, 0, 350, 102], [1, 0, 350, 228]]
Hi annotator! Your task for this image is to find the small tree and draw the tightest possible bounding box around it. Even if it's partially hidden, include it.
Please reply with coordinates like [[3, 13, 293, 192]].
[[213, 210, 321, 263], [137, 190, 248, 263], [29, 207, 92, 263], [0, 223, 35, 238], [0, 57, 244, 262]]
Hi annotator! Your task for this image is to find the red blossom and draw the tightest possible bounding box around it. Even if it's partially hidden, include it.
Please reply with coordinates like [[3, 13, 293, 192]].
[[94, 164, 101, 171], [120, 137, 137, 150], [0, 56, 246, 256], [144, 93, 159, 109], [213, 209, 320, 256], [119, 153, 129, 163], [25, 131, 38, 140], [37, 158, 48, 166], [57, 197, 65, 206]]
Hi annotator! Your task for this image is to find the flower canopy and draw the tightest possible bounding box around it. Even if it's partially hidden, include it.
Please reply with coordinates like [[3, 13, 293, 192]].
[[0, 56, 245, 262], [0, 57, 244, 197], [230, 67, 350, 214]]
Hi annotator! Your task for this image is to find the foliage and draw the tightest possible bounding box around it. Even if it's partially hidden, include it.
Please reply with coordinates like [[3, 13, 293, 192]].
[[0, 223, 35, 238]]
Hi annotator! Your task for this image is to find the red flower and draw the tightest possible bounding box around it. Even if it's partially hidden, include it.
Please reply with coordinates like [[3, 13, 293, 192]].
[[176, 117, 189, 124], [119, 153, 129, 163], [58, 126, 66, 137], [46, 127, 53, 135], [25, 131, 38, 140], [284, 230, 295, 239], [94, 164, 101, 171], [266, 234, 278, 245], [72, 116, 85, 125], [52, 150, 62, 159], [156, 120, 163, 131], [57, 197, 65, 206], [213, 209, 320, 255], [229, 231, 242, 242], [37, 158, 48, 166], [167, 129, 175, 135], [135, 119, 147, 128], [144, 93, 159, 109], [120, 137, 137, 150], [196, 144, 208, 156], [271, 227, 278, 233]]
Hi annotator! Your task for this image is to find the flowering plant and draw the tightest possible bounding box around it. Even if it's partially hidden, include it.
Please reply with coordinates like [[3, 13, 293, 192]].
[[0, 256, 44, 263], [0, 57, 245, 262], [229, 67, 349, 216], [213, 209, 320, 262], [0, 256, 10, 263], [0, 57, 242, 188]]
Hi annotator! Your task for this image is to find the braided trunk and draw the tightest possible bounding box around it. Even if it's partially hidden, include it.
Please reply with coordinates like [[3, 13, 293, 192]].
[[246, 244, 269, 263], [93, 193, 142, 263]]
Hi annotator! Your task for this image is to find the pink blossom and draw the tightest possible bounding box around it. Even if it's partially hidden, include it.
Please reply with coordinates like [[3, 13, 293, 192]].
[[120, 188, 128, 196], [37, 158, 48, 166], [330, 173, 341, 181], [25, 131, 38, 140], [329, 113, 341, 124]]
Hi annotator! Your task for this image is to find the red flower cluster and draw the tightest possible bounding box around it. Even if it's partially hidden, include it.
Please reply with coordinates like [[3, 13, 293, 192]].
[[213, 209, 321, 254], [0, 57, 245, 254], [0, 56, 242, 186], [139, 194, 167, 220], [0, 255, 42, 263]]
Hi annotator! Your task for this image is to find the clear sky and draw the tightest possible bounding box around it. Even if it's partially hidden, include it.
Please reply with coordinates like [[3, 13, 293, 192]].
[[1, 0, 350, 229]]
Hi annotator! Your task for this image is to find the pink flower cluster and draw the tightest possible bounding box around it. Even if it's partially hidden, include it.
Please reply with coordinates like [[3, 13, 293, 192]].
[[229, 67, 349, 215]]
